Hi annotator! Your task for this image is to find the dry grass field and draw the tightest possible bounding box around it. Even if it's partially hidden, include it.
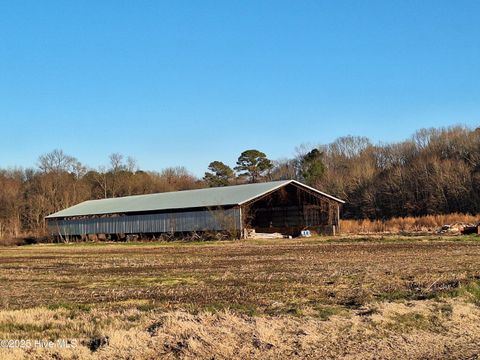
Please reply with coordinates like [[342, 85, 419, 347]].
[[1, 236, 480, 359], [340, 213, 479, 234]]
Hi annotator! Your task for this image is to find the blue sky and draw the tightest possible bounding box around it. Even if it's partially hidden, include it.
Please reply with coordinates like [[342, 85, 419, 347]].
[[0, 1, 479, 176]]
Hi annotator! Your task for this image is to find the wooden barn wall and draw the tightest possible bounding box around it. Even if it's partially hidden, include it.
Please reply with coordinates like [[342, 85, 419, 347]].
[[47, 208, 241, 236]]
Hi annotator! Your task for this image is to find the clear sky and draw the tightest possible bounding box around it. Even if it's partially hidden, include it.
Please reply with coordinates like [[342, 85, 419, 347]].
[[1, 1, 479, 176]]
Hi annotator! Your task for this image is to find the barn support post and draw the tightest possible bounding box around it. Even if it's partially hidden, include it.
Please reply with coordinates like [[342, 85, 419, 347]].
[[239, 206, 245, 239], [335, 204, 340, 235]]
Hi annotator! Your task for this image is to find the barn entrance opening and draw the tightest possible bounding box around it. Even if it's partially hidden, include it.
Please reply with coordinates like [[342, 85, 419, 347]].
[[243, 183, 339, 237]]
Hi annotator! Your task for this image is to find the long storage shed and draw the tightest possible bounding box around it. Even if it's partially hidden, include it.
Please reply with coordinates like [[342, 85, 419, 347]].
[[46, 180, 345, 239]]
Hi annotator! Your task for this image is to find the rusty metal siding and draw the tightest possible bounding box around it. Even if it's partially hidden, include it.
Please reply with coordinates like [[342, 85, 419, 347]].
[[47, 208, 241, 236]]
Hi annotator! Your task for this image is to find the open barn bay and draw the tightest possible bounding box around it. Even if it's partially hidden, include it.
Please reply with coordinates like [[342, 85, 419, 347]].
[[1, 236, 480, 359]]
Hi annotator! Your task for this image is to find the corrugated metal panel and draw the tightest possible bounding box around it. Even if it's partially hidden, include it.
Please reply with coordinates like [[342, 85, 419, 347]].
[[45, 180, 345, 220], [46, 181, 291, 219], [47, 208, 241, 236]]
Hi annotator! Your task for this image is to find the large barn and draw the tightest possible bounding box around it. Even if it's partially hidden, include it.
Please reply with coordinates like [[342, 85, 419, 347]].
[[46, 180, 344, 240]]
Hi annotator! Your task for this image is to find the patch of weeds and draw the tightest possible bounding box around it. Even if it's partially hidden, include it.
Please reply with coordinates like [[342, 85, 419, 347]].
[[411, 292, 438, 301], [203, 302, 258, 316], [264, 302, 303, 317], [387, 312, 445, 333], [459, 281, 480, 306], [47, 302, 91, 312], [81, 275, 199, 290], [441, 280, 480, 306], [161, 277, 197, 286], [462, 234, 480, 241], [286, 306, 303, 316], [228, 303, 259, 316], [387, 312, 429, 332], [432, 302, 453, 317], [47, 303, 91, 320], [375, 290, 418, 302], [203, 302, 229, 313], [339, 291, 369, 308], [107, 299, 160, 312], [0, 322, 53, 334], [126, 314, 142, 322], [136, 302, 158, 312], [314, 305, 345, 321]]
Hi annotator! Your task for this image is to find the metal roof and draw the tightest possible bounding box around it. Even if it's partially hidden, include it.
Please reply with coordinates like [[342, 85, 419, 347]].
[[46, 180, 344, 219]]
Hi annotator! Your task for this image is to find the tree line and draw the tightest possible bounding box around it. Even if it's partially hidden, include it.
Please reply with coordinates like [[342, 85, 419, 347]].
[[0, 125, 478, 238]]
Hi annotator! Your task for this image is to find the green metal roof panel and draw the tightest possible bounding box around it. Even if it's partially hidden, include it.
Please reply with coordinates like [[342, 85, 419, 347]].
[[46, 180, 344, 219], [46, 180, 292, 218]]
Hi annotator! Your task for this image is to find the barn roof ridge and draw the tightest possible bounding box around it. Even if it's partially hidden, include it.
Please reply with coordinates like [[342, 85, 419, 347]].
[[46, 179, 344, 219]]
